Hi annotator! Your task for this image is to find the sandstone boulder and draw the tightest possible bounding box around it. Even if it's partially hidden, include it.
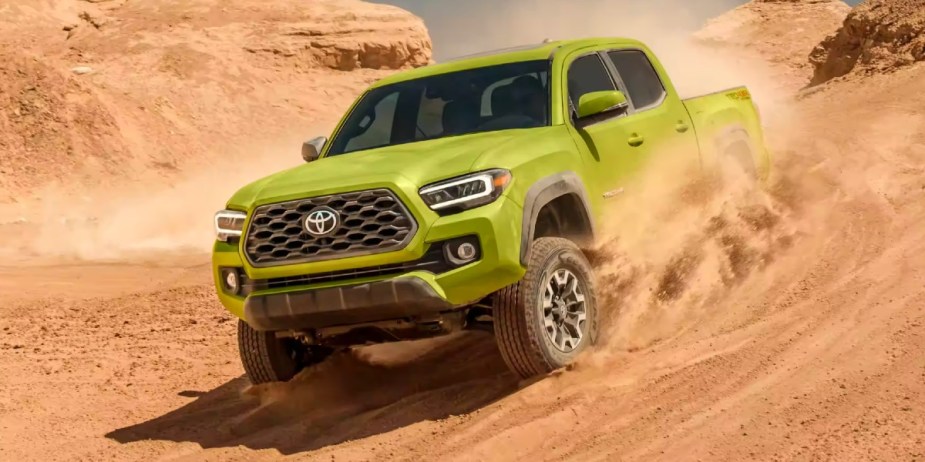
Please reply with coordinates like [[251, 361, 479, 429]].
[[809, 0, 925, 85]]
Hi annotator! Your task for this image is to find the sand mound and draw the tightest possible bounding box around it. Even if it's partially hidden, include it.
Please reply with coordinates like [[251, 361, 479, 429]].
[[810, 0, 925, 85], [0, 50, 127, 198], [0, 0, 431, 202], [695, 0, 851, 86]]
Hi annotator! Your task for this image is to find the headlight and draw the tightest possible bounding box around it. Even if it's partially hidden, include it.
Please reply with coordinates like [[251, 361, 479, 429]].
[[214, 210, 246, 242], [419, 169, 512, 213]]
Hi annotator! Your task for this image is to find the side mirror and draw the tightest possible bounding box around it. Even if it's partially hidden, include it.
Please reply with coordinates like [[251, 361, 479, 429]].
[[576, 90, 629, 122], [301, 136, 327, 163]]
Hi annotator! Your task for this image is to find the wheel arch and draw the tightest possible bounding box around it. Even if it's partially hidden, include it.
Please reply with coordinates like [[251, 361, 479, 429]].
[[712, 123, 759, 178], [686, 94, 770, 180], [520, 171, 595, 266]]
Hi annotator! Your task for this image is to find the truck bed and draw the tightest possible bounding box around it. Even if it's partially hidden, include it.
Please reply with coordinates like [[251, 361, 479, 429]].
[[681, 86, 771, 179]]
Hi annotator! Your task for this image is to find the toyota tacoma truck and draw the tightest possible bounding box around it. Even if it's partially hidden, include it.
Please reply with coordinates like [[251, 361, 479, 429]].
[[212, 38, 769, 384]]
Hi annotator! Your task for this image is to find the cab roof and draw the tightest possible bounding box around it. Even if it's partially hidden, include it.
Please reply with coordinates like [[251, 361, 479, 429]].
[[369, 37, 644, 88]]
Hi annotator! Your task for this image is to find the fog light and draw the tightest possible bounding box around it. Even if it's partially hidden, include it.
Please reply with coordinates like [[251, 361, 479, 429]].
[[444, 236, 481, 267], [221, 268, 240, 294], [457, 242, 477, 261]]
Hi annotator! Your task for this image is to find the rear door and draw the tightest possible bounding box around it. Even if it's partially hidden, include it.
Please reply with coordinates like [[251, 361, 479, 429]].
[[603, 49, 699, 168]]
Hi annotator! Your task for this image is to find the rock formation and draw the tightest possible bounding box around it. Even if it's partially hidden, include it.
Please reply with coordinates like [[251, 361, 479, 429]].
[[695, 0, 852, 84], [0, 0, 433, 199], [810, 0, 925, 85]]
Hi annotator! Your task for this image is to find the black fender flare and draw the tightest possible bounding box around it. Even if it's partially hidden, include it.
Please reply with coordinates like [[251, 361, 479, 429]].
[[520, 171, 595, 266]]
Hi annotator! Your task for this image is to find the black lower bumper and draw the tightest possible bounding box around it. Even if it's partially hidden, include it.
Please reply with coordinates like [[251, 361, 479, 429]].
[[243, 277, 455, 331]]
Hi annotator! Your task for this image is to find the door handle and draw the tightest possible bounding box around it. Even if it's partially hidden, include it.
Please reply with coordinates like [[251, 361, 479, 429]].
[[627, 133, 645, 147], [675, 121, 690, 133]]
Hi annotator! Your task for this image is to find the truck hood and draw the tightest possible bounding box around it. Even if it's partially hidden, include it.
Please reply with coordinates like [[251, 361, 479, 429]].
[[228, 129, 540, 209]]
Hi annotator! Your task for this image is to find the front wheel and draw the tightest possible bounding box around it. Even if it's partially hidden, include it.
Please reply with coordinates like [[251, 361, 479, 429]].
[[493, 237, 598, 379], [237, 320, 329, 384]]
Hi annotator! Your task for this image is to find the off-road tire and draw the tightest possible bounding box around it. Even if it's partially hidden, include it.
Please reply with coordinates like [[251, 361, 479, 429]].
[[493, 237, 598, 379], [237, 320, 308, 384]]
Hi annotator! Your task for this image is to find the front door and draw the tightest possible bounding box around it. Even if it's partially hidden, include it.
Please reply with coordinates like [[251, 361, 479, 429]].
[[564, 52, 655, 207]]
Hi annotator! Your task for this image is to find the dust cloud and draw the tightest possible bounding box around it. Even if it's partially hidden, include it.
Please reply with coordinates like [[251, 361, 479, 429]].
[[585, 147, 811, 357], [232, 333, 515, 444], [9, 133, 319, 261]]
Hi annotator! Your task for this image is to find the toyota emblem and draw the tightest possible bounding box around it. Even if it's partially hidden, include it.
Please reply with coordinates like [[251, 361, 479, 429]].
[[304, 207, 339, 237]]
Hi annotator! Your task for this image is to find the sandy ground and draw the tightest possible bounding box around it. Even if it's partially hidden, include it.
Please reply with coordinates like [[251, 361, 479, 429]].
[[3, 1, 925, 461]]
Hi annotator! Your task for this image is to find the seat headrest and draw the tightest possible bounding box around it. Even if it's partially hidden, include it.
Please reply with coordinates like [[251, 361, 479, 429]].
[[491, 84, 515, 116], [442, 99, 478, 135]]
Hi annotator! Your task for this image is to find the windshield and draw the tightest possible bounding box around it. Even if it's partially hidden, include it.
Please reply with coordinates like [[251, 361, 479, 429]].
[[326, 60, 550, 156]]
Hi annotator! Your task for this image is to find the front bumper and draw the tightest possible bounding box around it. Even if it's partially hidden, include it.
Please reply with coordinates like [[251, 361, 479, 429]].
[[244, 277, 454, 331], [212, 196, 526, 328]]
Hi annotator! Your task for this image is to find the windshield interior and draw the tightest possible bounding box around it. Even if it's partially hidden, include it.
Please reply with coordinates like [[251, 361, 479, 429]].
[[327, 60, 550, 156]]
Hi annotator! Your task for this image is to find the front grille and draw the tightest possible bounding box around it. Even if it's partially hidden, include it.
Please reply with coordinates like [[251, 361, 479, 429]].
[[244, 189, 417, 267], [246, 244, 450, 292]]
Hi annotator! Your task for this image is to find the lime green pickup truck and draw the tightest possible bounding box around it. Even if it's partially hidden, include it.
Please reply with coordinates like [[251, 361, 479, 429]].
[[213, 38, 769, 384]]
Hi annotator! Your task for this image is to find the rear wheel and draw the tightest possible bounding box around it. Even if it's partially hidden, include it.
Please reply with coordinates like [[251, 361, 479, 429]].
[[493, 237, 597, 379], [237, 320, 329, 384]]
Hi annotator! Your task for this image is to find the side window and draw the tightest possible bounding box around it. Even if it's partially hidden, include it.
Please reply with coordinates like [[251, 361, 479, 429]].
[[567, 54, 615, 109], [344, 91, 399, 152], [607, 50, 666, 109]]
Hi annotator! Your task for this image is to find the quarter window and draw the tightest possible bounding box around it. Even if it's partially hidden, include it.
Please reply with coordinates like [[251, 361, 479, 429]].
[[607, 50, 666, 109]]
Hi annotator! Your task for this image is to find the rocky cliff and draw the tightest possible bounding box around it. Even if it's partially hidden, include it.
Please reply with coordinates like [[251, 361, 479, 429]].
[[695, 0, 852, 86], [0, 0, 432, 200], [809, 0, 925, 85]]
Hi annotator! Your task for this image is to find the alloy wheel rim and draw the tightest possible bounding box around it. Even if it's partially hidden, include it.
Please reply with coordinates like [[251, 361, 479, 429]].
[[541, 268, 587, 353]]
